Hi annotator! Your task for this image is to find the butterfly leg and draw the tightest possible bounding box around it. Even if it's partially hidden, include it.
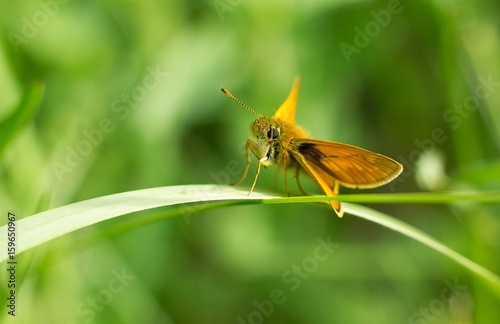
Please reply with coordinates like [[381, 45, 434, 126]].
[[282, 151, 291, 196], [295, 166, 309, 196], [248, 160, 263, 195], [232, 139, 258, 187]]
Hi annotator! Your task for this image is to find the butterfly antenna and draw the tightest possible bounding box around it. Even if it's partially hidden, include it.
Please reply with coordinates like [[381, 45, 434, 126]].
[[221, 87, 263, 117]]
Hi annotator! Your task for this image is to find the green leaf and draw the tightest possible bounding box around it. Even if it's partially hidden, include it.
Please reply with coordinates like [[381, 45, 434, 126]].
[[1, 185, 499, 298], [0, 185, 278, 262], [0, 81, 45, 156]]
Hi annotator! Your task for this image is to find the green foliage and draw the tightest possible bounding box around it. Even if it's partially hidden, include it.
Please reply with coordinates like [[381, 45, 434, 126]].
[[1, 0, 499, 323], [0, 82, 44, 156]]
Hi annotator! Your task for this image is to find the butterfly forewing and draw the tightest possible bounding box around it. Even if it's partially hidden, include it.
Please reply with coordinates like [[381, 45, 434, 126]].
[[292, 139, 403, 189], [272, 78, 300, 124]]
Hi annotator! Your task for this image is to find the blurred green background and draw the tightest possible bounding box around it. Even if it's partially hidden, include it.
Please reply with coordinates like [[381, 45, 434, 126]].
[[1, 0, 500, 323]]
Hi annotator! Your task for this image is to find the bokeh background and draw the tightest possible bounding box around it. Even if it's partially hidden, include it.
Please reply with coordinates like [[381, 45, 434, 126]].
[[1, 0, 500, 323]]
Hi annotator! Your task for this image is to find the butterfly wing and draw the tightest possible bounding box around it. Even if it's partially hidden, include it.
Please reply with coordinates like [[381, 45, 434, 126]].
[[272, 78, 300, 124], [290, 139, 403, 217]]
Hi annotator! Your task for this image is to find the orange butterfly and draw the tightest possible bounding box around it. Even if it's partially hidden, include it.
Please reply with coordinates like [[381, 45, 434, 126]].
[[221, 79, 403, 217]]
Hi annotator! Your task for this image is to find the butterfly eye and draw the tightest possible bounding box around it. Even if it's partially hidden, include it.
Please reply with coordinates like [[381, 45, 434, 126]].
[[267, 127, 280, 140]]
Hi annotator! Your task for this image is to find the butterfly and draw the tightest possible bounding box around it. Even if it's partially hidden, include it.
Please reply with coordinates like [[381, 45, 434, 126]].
[[221, 78, 403, 217]]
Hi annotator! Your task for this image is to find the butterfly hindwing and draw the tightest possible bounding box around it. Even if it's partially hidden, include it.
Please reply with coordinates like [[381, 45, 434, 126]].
[[290, 139, 403, 217]]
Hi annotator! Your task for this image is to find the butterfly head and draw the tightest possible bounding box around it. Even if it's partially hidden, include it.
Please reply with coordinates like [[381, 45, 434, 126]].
[[252, 117, 281, 141], [250, 117, 282, 165]]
